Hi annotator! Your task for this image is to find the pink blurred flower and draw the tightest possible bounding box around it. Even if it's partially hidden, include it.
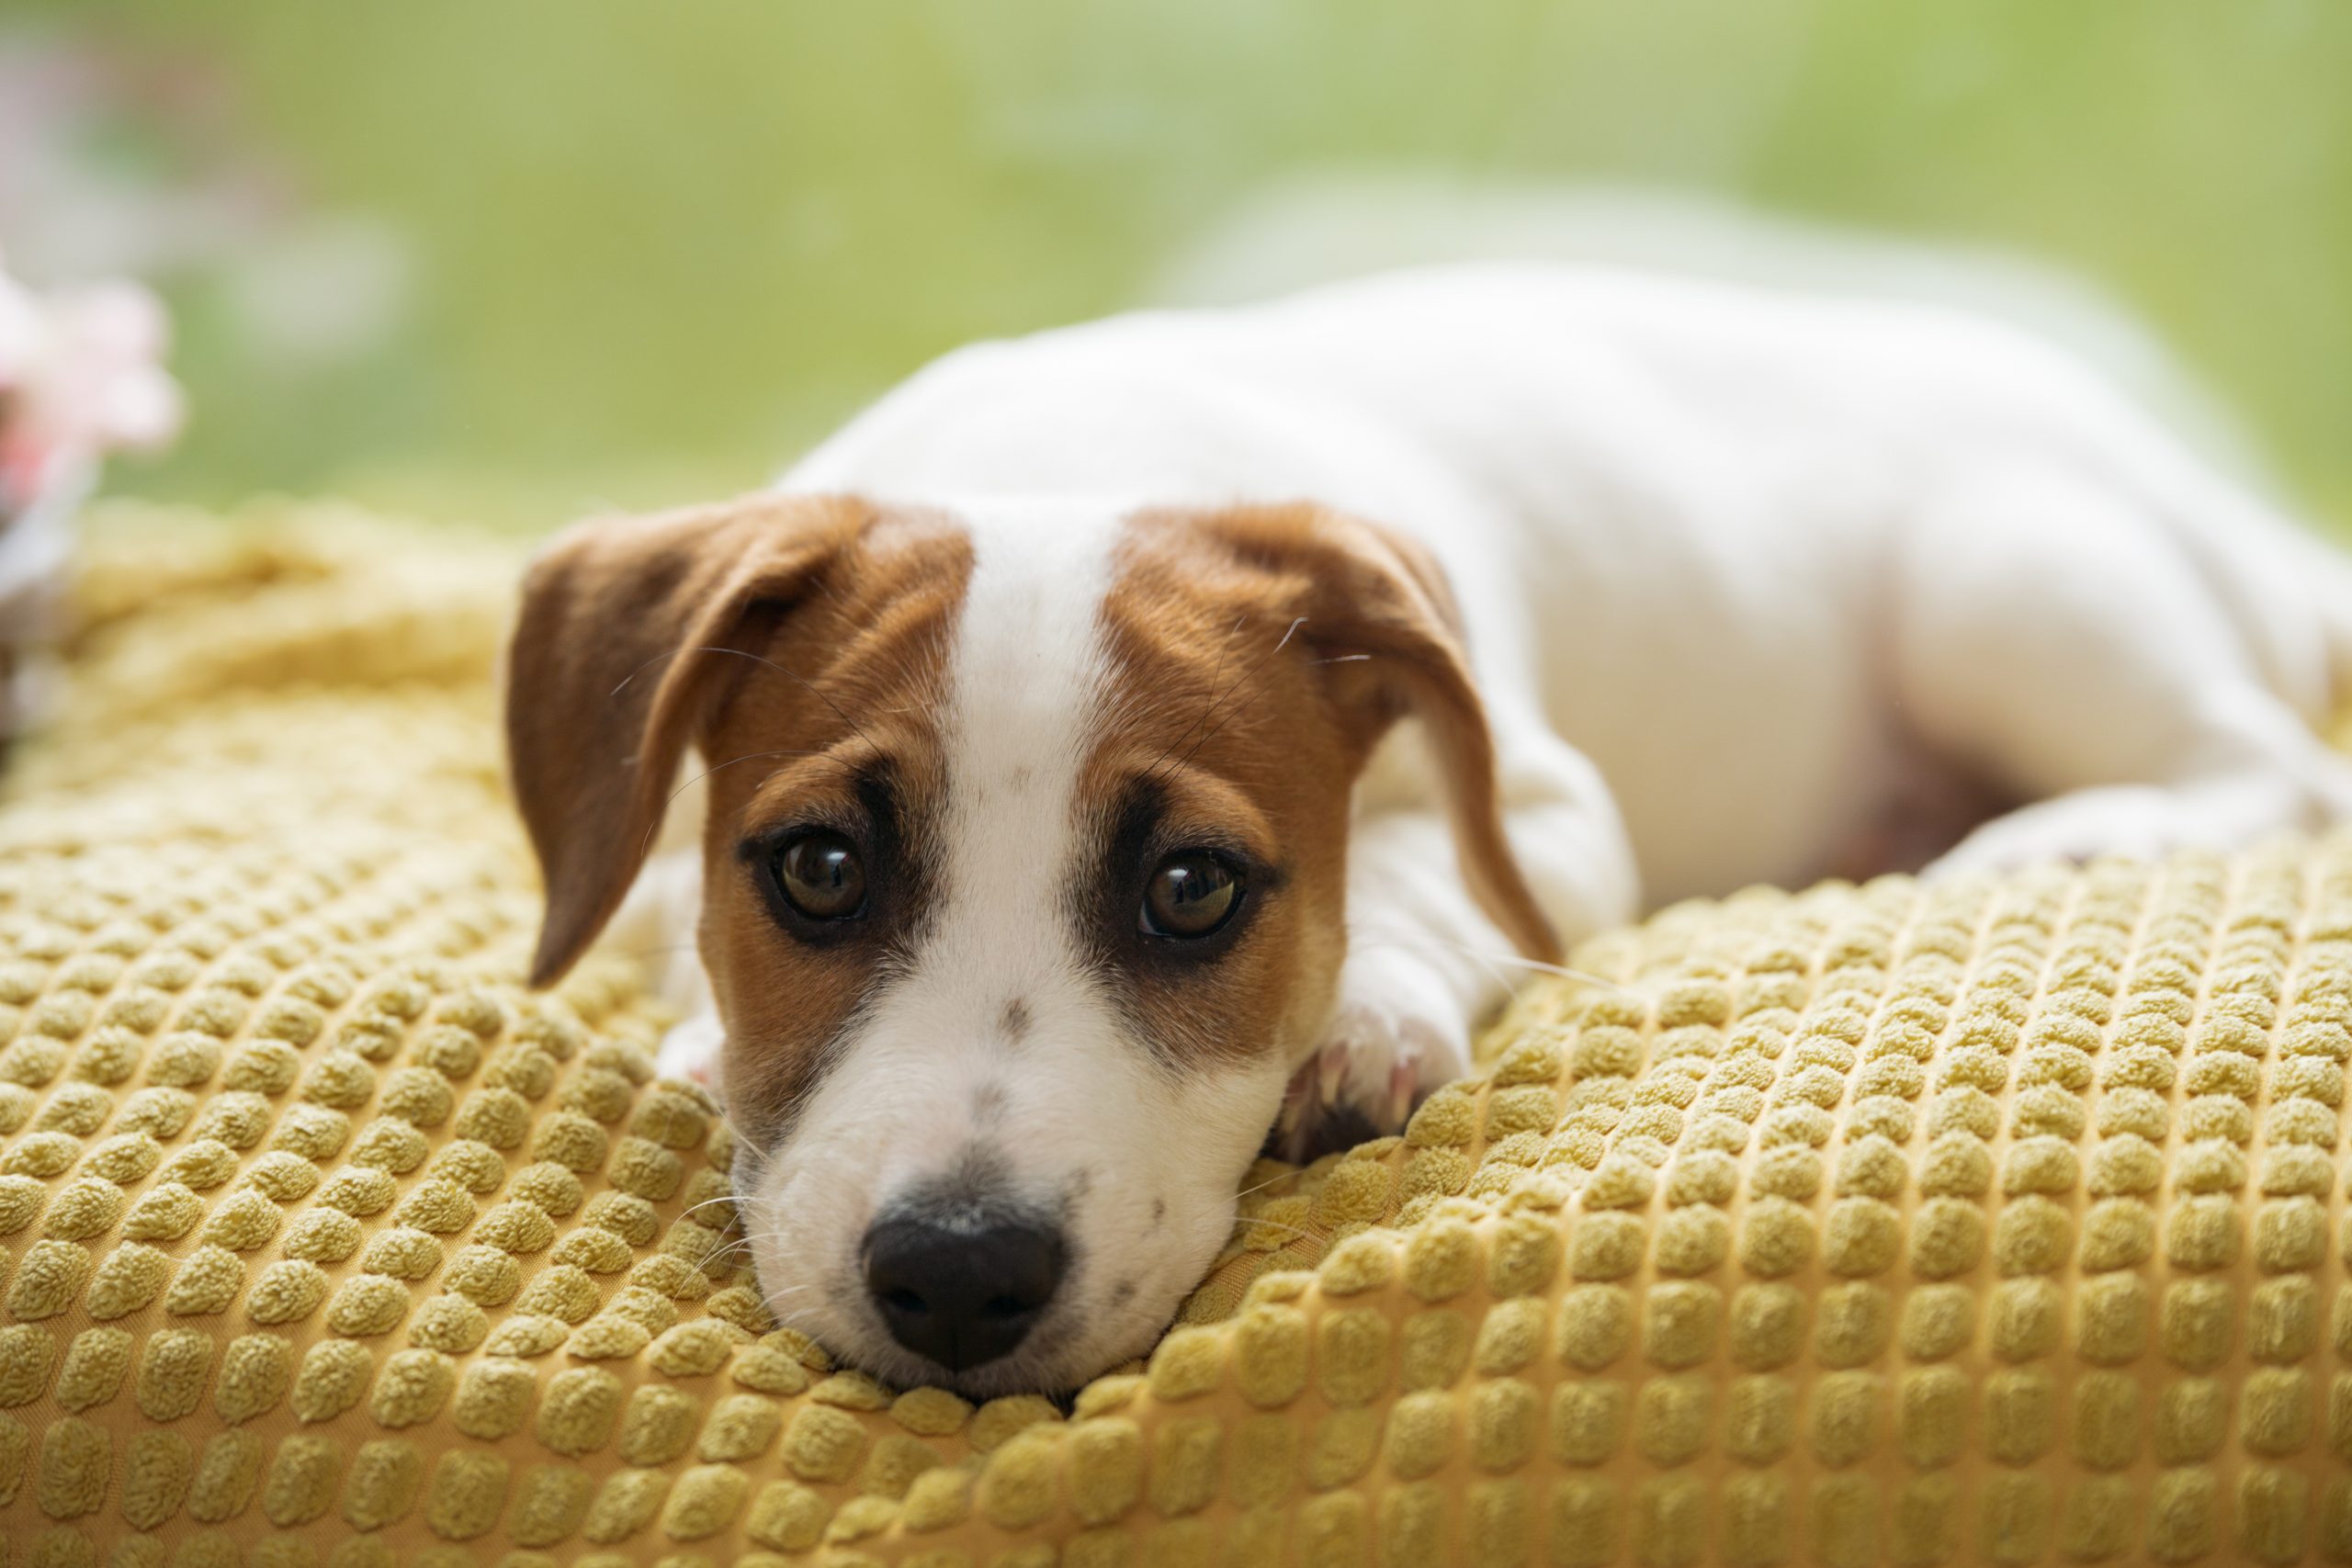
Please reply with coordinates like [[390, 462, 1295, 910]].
[[0, 250, 184, 516]]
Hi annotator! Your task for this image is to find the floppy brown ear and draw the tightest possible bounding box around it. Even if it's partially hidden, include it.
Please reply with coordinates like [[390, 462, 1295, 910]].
[[1194, 503, 1563, 966], [503, 492, 865, 987]]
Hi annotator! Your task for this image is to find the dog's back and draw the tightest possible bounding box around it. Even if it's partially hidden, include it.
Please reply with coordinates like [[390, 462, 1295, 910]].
[[791, 261, 2351, 899]]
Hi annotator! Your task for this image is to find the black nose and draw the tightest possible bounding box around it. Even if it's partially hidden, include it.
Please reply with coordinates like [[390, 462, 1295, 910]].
[[862, 1213, 1067, 1371]]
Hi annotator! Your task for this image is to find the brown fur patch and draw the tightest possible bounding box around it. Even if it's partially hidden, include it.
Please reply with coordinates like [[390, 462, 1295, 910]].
[[1083, 502, 1553, 1075], [504, 493, 973, 1145], [697, 513, 974, 1144]]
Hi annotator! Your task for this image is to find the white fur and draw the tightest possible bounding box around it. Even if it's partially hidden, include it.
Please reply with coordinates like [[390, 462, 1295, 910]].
[[792, 258, 2352, 948], [649, 262, 2352, 1383]]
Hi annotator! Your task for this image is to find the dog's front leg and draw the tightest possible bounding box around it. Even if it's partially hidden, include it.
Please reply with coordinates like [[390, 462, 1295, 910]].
[[1287, 733, 1638, 1155]]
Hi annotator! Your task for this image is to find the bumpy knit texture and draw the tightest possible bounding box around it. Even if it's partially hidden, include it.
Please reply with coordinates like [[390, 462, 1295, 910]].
[[5, 504, 2352, 1566]]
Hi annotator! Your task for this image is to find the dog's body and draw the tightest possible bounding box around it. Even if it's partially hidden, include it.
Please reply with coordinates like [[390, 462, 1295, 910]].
[[508, 264, 2352, 1393], [802, 261, 2352, 877]]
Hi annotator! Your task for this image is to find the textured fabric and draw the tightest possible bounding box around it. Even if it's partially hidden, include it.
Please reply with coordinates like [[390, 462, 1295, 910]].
[[3, 506, 2350, 1566]]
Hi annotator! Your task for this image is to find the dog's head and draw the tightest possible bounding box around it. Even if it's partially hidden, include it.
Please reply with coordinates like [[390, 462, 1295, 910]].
[[505, 492, 1554, 1393]]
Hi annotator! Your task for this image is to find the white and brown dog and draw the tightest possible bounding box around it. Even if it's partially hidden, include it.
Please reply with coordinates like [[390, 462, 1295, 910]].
[[505, 264, 2352, 1394]]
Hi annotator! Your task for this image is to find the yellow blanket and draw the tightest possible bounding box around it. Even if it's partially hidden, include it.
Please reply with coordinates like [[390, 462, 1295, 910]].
[[2, 505, 2345, 1566]]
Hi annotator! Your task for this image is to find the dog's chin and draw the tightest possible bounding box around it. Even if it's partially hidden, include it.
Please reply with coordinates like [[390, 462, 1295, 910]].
[[763, 1275, 1171, 1398], [838, 1312, 1125, 1401]]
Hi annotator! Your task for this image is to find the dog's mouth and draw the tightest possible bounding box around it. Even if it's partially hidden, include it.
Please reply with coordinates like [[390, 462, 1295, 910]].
[[735, 1153, 1235, 1397]]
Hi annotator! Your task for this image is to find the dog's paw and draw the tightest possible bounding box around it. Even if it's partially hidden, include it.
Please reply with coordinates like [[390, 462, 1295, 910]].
[[1277, 955, 1469, 1162], [653, 1011, 726, 1091], [1926, 795, 2158, 878], [1927, 784, 2235, 879]]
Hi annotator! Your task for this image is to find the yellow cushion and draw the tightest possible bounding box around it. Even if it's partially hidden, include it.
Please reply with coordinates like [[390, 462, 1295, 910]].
[[3, 505, 2346, 1566]]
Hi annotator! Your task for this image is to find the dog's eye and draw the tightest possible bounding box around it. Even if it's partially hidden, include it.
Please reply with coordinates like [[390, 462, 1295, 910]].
[[775, 830, 866, 920], [1140, 852, 1240, 939]]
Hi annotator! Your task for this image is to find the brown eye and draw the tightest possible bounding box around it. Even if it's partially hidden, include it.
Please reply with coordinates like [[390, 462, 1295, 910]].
[[775, 830, 866, 920], [1140, 852, 1240, 939]]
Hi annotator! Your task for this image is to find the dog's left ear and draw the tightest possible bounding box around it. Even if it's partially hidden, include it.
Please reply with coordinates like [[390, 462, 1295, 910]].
[[1185, 503, 1563, 966], [503, 493, 865, 987]]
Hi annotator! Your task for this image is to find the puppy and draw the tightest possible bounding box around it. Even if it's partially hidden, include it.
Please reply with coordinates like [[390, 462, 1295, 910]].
[[505, 263, 2352, 1394]]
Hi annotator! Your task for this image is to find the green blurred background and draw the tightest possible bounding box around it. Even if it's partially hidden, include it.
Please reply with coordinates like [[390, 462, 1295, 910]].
[[6, 0, 2348, 530]]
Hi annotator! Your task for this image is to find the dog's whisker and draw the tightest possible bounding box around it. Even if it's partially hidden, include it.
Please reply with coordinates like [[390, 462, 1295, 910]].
[[1351, 931, 1630, 995], [703, 1238, 802, 1275], [706, 1241, 790, 1279], [1141, 612, 1250, 781], [634, 749, 825, 863], [1170, 1187, 1308, 1239], [617, 942, 703, 961], [1158, 615, 1309, 781], [608, 642, 879, 757], [1453, 948, 1631, 992]]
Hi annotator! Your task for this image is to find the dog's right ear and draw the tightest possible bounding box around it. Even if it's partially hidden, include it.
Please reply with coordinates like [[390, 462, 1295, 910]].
[[503, 493, 865, 987]]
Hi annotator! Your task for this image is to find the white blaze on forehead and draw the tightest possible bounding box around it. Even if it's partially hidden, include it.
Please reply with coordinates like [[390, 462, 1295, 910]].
[[935, 498, 1124, 971]]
